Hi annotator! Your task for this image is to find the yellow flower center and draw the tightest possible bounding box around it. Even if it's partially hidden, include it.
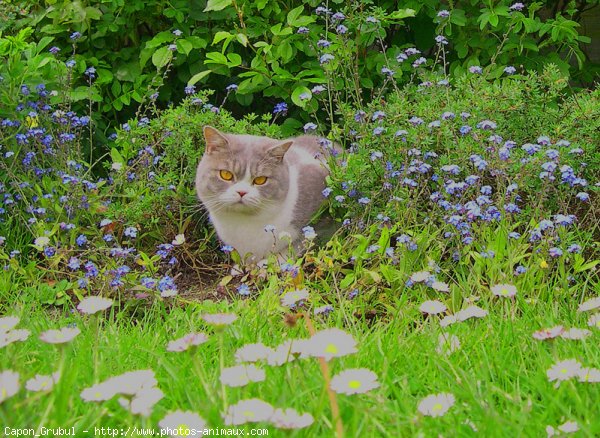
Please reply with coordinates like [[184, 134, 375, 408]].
[[41, 381, 48, 388], [540, 260, 549, 269], [325, 343, 338, 354], [560, 368, 567, 374], [348, 380, 362, 389], [95, 391, 102, 399], [432, 403, 443, 412], [243, 410, 255, 419], [1, 388, 6, 399], [501, 288, 509, 295], [177, 424, 190, 437], [56, 333, 64, 339]]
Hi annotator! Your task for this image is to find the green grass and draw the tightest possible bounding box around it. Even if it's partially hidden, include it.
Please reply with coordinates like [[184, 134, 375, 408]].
[[2, 275, 598, 437]]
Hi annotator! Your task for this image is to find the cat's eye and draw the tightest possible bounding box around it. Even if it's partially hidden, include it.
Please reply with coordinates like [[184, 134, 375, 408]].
[[219, 170, 234, 181], [253, 176, 268, 185]]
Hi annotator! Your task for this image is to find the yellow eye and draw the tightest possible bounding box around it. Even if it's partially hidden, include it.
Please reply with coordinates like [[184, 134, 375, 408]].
[[253, 176, 268, 185], [219, 170, 234, 181]]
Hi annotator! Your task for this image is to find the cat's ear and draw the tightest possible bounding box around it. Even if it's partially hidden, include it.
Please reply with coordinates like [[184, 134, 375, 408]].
[[266, 141, 294, 162], [203, 126, 229, 154]]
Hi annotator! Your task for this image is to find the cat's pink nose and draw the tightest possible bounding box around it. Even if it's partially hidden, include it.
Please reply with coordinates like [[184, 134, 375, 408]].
[[237, 190, 248, 198]]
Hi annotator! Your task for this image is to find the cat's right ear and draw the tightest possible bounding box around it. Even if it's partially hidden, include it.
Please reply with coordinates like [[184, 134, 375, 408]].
[[203, 126, 229, 154]]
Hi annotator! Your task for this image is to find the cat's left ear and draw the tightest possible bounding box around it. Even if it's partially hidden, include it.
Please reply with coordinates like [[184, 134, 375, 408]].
[[267, 141, 294, 162]]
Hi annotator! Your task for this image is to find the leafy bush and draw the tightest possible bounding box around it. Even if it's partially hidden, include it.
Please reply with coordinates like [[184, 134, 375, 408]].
[[1, 0, 595, 139]]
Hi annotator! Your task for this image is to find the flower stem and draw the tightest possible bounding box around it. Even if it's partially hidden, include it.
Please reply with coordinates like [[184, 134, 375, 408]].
[[303, 312, 343, 438]]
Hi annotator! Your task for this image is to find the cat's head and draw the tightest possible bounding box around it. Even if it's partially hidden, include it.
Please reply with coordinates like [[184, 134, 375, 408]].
[[196, 126, 293, 214]]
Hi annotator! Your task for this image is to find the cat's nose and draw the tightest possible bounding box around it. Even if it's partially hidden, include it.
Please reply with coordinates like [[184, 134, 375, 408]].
[[236, 190, 248, 198]]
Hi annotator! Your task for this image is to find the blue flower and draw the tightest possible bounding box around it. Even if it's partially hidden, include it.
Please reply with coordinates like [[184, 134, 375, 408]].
[[549, 247, 563, 258], [319, 54, 335, 64], [76, 234, 88, 247], [237, 284, 251, 296], [576, 192, 589, 202], [70, 31, 82, 40], [504, 66, 516, 75], [124, 226, 138, 238], [273, 102, 288, 115]]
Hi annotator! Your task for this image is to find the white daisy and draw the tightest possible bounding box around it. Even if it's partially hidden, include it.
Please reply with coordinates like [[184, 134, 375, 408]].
[[271, 408, 314, 429], [0, 316, 20, 332], [266, 339, 308, 366], [455, 305, 488, 321], [417, 393, 455, 417], [533, 326, 564, 340], [159, 411, 207, 436], [39, 327, 80, 344], [0, 370, 20, 403], [234, 343, 274, 363], [577, 296, 600, 312], [431, 281, 450, 293], [547, 359, 583, 382], [172, 234, 186, 246], [119, 386, 164, 417], [0, 329, 30, 348], [166, 333, 209, 352], [201, 313, 238, 326], [303, 328, 357, 361], [559, 328, 591, 340], [577, 367, 600, 383], [281, 289, 309, 307], [419, 300, 447, 315], [81, 369, 157, 401], [439, 315, 458, 327], [77, 296, 113, 315], [219, 364, 266, 387], [25, 372, 60, 392], [588, 313, 600, 329], [330, 368, 380, 395], [490, 283, 517, 298], [223, 398, 274, 425], [410, 271, 431, 283]]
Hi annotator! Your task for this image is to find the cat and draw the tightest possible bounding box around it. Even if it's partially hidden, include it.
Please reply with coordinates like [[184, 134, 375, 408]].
[[195, 126, 339, 265]]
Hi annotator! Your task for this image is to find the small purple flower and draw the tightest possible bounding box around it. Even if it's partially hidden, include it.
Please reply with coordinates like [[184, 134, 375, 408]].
[[184, 85, 196, 95], [49, 46, 61, 54], [76, 234, 88, 247], [469, 66, 482, 74], [504, 66, 516, 75], [173, 29, 183, 36], [509, 3, 525, 12], [514, 265, 527, 275], [336, 25, 348, 34], [84, 67, 96, 79], [237, 284, 251, 296], [168, 44, 177, 51], [311, 85, 326, 94], [549, 247, 563, 258], [317, 39, 331, 48], [70, 31, 82, 41], [373, 127, 386, 135], [297, 27, 309, 34], [508, 232, 521, 239], [437, 10, 450, 18], [435, 35, 448, 45], [319, 54, 335, 64], [67, 257, 81, 270], [576, 192, 589, 202], [221, 245, 234, 253], [567, 244, 582, 253], [304, 122, 317, 133], [322, 187, 333, 197], [273, 102, 288, 116], [124, 226, 138, 238], [226, 84, 238, 92], [358, 197, 370, 205]]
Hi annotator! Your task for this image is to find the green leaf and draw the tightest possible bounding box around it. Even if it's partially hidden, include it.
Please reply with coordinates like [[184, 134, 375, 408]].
[[388, 8, 416, 20], [204, 51, 228, 65], [145, 32, 173, 49], [291, 86, 312, 107], [226, 53, 242, 67], [204, 0, 232, 12], [151, 46, 172, 68], [188, 70, 211, 85], [176, 39, 193, 55], [236, 33, 249, 47]]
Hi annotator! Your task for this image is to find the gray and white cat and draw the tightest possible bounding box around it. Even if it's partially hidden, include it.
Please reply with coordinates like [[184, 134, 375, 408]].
[[195, 126, 338, 263]]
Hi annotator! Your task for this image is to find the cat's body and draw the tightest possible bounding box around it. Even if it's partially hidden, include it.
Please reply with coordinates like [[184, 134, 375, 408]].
[[195, 126, 338, 262]]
